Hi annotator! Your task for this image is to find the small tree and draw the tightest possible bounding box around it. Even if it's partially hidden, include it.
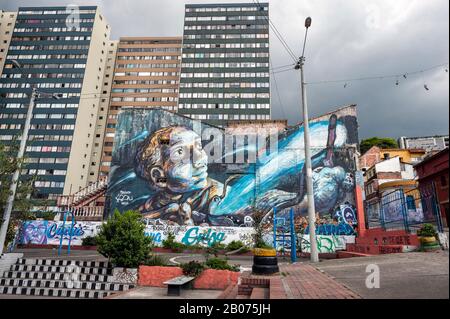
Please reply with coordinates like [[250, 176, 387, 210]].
[[252, 209, 272, 249], [1, 139, 39, 249], [96, 209, 152, 268], [360, 137, 398, 155]]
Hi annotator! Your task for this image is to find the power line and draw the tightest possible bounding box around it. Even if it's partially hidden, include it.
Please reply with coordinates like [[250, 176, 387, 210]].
[[252, 0, 298, 63], [307, 63, 449, 85], [270, 56, 287, 119]]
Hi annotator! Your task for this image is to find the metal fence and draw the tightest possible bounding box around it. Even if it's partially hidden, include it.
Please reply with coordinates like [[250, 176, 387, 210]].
[[366, 182, 444, 233]]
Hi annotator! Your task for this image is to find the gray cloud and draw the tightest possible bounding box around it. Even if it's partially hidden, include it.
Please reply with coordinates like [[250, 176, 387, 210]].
[[1, 0, 448, 139]]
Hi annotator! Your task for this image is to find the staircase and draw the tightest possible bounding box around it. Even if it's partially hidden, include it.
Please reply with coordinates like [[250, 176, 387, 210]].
[[339, 228, 420, 257], [56, 177, 108, 221], [0, 257, 135, 298]]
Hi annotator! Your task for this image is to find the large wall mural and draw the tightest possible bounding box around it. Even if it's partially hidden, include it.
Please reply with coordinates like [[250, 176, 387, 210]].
[[106, 106, 359, 232]]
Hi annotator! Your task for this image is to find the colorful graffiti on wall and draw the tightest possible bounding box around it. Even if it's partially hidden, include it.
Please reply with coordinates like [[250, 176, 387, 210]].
[[17, 220, 254, 248], [106, 106, 359, 230], [300, 235, 356, 253], [19, 221, 102, 245]]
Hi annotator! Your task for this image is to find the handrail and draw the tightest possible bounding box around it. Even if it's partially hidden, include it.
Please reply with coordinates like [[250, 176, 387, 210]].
[[58, 210, 76, 256]]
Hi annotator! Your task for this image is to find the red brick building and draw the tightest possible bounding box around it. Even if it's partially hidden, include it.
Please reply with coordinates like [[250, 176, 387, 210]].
[[414, 148, 449, 227]]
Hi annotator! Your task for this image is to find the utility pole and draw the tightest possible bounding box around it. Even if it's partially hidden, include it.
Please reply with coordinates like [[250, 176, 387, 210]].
[[296, 17, 319, 263], [0, 60, 60, 252]]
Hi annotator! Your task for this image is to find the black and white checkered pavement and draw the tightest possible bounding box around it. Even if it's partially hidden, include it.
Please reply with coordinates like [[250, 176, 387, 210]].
[[0, 257, 135, 298]]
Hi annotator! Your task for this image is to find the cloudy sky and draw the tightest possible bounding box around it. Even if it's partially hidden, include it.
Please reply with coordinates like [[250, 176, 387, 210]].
[[1, 0, 449, 139]]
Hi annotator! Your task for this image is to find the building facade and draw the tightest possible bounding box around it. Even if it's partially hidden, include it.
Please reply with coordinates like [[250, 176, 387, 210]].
[[178, 2, 270, 126], [0, 11, 17, 73], [414, 148, 449, 227], [399, 135, 449, 153], [359, 146, 426, 171], [98, 37, 182, 177], [0, 6, 110, 206]]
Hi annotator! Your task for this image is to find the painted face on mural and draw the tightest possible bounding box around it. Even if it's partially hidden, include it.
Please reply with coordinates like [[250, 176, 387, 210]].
[[166, 129, 209, 192], [135, 126, 209, 194], [23, 221, 47, 244]]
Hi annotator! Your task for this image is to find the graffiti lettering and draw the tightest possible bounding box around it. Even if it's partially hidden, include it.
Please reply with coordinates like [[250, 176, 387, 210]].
[[181, 227, 226, 246], [47, 223, 84, 239]]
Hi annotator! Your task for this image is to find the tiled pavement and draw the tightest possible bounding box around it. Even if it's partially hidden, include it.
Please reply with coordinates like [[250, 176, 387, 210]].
[[236, 262, 361, 299], [276, 263, 361, 299]]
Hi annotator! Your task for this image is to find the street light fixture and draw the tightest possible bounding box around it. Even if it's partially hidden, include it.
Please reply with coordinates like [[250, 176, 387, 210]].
[[0, 60, 60, 252], [296, 17, 319, 263]]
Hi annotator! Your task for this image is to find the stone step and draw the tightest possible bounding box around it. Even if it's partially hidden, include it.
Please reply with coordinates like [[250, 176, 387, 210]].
[[11, 264, 111, 275], [3, 270, 111, 283], [17, 258, 110, 268], [337, 251, 373, 258], [250, 287, 268, 299], [0, 278, 134, 291], [0, 286, 113, 298]]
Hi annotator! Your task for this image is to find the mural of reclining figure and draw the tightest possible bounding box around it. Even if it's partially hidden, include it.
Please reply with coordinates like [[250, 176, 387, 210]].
[[133, 114, 355, 226]]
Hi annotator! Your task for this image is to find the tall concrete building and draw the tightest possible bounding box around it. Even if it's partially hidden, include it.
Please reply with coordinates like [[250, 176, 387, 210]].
[[0, 6, 111, 206], [98, 37, 182, 177], [178, 2, 270, 126], [0, 10, 17, 73]]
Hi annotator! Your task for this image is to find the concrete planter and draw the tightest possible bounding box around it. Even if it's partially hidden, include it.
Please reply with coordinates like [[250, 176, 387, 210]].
[[110, 267, 138, 284], [138, 266, 239, 290]]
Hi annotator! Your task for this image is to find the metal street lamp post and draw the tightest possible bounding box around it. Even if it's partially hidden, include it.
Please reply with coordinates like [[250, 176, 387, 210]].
[[296, 17, 319, 263]]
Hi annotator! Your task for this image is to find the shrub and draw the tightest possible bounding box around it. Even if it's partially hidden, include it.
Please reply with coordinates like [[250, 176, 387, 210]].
[[417, 224, 437, 237], [162, 233, 188, 252], [205, 257, 240, 272], [35, 211, 57, 221], [82, 236, 97, 246], [206, 242, 226, 256], [226, 240, 244, 251], [181, 261, 205, 277], [143, 254, 169, 267], [96, 210, 153, 268]]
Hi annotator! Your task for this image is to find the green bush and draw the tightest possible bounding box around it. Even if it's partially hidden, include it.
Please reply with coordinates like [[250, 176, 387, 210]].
[[181, 261, 205, 277], [225, 240, 250, 253], [417, 224, 437, 237], [162, 233, 188, 252], [205, 257, 240, 272], [143, 254, 169, 267], [205, 242, 226, 257], [82, 236, 97, 246], [34, 211, 57, 221], [96, 210, 153, 268]]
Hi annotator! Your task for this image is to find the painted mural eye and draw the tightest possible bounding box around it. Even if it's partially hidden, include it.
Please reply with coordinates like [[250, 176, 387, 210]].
[[176, 148, 183, 155]]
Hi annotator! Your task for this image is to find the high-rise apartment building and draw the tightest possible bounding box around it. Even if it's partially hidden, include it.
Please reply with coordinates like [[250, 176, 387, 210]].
[[178, 2, 270, 126], [0, 6, 111, 205], [0, 10, 17, 73], [98, 37, 182, 176]]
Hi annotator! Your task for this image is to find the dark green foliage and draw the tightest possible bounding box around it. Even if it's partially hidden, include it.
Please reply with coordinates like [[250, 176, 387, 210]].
[[181, 260, 205, 277], [206, 242, 226, 256], [360, 137, 398, 155], [1, 139, 41, 248], [34, 211, 57, 221], [81, 236, 97, 246], [143, 254, 169, 267], [417, 224, 437, 237], [162, 232, 188, 252], [96, 210, 153, 268], [205, 257, 240, 272]]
